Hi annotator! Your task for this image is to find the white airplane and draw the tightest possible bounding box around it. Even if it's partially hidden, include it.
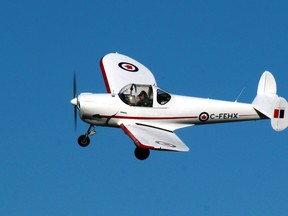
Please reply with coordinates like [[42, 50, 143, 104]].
[[71, 53, 288, 160]]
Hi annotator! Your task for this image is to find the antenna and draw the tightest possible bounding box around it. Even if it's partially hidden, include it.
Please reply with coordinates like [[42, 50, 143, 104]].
[[235, 87, 246, 102]]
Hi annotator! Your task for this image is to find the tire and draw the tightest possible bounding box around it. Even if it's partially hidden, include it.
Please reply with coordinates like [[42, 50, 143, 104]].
[[134, 147, 150, 160], [78, 135, 90, 147]]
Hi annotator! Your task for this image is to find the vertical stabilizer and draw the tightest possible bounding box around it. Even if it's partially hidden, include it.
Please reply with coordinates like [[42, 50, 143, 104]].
[[257, 71, 277, 94], [253, 71, 278, 119]]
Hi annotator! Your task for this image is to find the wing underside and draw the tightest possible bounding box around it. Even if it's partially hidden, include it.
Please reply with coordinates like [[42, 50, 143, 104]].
[[120, 124, 189, 152]]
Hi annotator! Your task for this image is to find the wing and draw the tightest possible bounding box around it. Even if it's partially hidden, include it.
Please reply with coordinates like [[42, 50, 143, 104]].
[[120, 124, 189, 152], [100, 53, 157, 93]]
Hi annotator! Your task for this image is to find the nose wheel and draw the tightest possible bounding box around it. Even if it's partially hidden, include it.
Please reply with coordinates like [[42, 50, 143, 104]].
[[77, 124, 95, 147], [78, 135, 90, 147]]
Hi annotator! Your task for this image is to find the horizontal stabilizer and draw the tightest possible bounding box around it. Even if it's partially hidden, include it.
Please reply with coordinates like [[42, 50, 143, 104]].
[[271, 97, 288, 131]]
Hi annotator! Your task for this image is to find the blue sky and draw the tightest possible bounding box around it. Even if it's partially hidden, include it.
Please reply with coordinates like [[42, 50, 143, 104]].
[[1, 0, 288, 215]]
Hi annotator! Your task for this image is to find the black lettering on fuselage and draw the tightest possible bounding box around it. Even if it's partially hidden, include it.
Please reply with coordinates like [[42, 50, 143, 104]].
[[209, 113, 238, 120]]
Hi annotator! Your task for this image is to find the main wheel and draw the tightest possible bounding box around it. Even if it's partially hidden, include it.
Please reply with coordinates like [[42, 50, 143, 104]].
[[78, 135, 90, 147], [134, 147, 150, 160]]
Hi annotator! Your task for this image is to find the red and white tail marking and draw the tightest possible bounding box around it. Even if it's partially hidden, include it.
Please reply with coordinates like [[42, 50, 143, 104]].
[[271, 97, 288, 131], [274, 109, 285, 119]]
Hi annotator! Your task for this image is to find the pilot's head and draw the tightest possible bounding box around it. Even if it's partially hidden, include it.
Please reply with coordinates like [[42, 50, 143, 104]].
[[138, 91, 147, 99]]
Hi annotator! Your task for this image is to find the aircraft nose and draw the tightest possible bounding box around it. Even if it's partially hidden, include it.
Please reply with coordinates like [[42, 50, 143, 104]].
[[71, 98, 77, 106]]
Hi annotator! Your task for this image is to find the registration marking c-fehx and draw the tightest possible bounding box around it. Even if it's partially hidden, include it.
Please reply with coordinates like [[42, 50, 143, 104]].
[[210, 113, 238, 120], [199, 112, 239, 121]]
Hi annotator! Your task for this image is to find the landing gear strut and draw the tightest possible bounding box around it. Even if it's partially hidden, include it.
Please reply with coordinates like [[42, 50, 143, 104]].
[[77, 124, 96, 147], [134, 147, 150, 160]]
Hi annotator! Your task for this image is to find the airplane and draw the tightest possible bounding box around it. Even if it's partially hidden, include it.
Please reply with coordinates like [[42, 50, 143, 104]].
[[71, 52, 288, 160]]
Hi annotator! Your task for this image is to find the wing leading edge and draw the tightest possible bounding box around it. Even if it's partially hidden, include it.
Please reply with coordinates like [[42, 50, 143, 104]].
[[120, 124, 189, 152], [100, 53, 157, 93]]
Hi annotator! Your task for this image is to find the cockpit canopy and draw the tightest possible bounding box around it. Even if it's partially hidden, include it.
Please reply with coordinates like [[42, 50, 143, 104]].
[[118, 84, 171, 107]]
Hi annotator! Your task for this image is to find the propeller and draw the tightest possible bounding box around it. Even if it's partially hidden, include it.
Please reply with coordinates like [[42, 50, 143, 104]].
[[72, 73, 78, 130]]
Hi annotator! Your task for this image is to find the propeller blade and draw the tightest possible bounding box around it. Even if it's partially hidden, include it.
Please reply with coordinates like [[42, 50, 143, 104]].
[[73, 73, 77, 98], [73, 72, 77, 130], [74, 105, 77, 130]]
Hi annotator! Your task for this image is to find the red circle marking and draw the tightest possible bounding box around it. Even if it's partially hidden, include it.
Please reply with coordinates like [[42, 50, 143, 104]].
[[199, 112, 209, 122], [118, 62, 139, 72]]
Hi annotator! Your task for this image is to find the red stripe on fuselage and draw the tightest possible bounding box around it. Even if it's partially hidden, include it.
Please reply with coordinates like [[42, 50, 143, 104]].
[[238, 114, 259, 117], [103, 115, 198, 120]]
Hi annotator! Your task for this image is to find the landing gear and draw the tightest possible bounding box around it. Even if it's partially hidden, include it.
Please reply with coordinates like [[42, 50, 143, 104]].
[[77, 124, 96, 147], [134, 147, 150, 160], [78, 135, 90, 147]]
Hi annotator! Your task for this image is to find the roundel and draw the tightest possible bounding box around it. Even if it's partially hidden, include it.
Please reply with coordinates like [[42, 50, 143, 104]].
[[199, 112, 209, 122], [118, 62, 139, 72]]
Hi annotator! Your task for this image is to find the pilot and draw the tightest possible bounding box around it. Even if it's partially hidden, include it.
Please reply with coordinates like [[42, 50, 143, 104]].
[[137, 90, 150, 107]]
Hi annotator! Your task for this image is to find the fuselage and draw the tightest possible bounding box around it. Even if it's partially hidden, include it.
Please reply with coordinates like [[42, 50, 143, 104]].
[[75, 85, 261, 131]]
